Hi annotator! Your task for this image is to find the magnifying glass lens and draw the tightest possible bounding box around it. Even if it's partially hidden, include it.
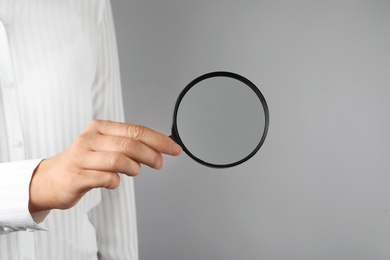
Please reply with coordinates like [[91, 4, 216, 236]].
[[171, 71, 269, 168]]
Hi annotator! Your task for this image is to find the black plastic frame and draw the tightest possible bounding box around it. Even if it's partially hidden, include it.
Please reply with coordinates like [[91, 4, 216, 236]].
[[171, 71, 270, 168]]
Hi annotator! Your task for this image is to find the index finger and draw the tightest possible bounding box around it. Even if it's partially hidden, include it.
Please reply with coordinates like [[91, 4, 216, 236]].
[[90, 120, 182, 155]]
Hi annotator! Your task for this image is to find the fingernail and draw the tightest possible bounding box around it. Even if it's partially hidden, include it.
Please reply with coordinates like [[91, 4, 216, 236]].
[[171, 142, 182, 155], [158, 158, 165, 170]]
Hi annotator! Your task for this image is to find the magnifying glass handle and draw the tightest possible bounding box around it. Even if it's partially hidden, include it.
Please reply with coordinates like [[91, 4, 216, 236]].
[[169, 127, 180, 144]]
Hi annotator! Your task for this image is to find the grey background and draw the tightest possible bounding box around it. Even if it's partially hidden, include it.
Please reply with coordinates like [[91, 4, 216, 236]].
[[111, 1, 390, 259]]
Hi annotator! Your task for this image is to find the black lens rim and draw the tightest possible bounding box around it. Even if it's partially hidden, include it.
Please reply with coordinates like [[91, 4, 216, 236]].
[[171, 71, 270, 168]]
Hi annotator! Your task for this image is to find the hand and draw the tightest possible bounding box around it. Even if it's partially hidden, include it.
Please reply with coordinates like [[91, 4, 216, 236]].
[[28, 120, 182, 213]]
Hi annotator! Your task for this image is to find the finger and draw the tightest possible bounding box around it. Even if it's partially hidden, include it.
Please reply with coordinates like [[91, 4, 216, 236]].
[[78, 170, 121, 191], [90, 120, 182, 155], [78, 151, 141, 176], [88, 134, 165, 170]]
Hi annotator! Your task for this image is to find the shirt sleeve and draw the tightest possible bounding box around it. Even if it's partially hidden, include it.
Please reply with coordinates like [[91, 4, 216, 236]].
[[87, 1, 138, 259], [0, 159, 48, 235]]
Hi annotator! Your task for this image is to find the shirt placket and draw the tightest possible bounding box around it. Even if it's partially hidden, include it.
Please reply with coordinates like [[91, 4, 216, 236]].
[[0, 19, 36, 260]]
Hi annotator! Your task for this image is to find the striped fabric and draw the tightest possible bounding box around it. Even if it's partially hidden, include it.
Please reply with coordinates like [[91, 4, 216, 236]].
[[0, 1, 138, 259]]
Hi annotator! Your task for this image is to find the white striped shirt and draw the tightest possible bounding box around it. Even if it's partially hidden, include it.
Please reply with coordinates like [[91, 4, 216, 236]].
[[0, 1, 138, 259]]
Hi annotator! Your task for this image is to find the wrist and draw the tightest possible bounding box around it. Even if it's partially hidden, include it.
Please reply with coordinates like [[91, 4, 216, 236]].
[[28, 159, 51, 214]]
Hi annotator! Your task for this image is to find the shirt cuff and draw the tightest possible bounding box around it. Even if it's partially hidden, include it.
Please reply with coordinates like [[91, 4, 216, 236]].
[[0, 158, 49, 234]]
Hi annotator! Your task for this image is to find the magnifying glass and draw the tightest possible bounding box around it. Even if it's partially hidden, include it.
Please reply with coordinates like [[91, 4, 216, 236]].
[[170, 71, 269, 168]]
